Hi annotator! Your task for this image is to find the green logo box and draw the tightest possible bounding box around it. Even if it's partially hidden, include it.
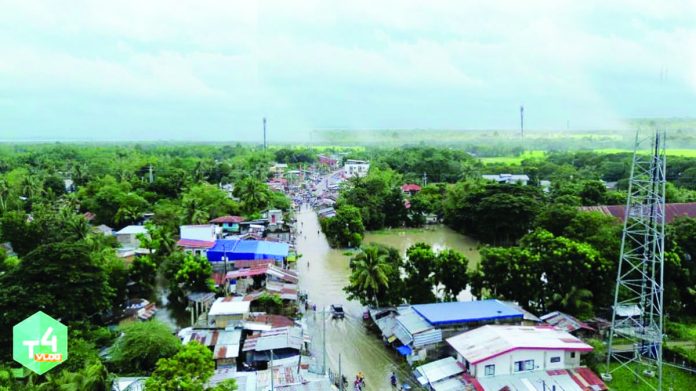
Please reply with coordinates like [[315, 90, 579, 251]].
[[13, 311, 68, 375]]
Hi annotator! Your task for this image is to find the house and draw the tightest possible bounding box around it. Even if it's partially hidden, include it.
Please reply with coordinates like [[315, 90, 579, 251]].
[[210, 215, 246, 234], [63, 179, 75, 193], [540, 311, 595, 337], [579, 202, 696, 223], [317, 207, 336, 218], [264, 209, 283, 225], [179, 327, 242, 368], [94, 224, 114, 236], [448, 325, 605, 391], [392, 307, 443, 363], [242, 326, 304, 367], [482, 174, 530, 185], [115, 225, 149, 248], [344, 159, 370, 178], [177, 224, 218, 256], [208, 297, 251, 328], [413, 357, 465, 390], [401, 183, 422, 195], [318, 154, 339, 168], [269, 163, 288, 175]]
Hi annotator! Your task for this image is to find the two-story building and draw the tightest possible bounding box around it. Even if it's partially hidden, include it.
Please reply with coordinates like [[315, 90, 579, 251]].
[[344, 159, 370, 178]]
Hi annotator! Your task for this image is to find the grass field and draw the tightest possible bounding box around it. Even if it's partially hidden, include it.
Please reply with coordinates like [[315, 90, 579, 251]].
[[479, 150, 546, 164], [604, 362, 695, 390]]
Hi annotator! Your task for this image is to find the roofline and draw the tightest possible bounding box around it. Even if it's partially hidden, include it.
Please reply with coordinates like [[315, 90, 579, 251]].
[[413, 310, 523, 326], [466, 346, 593, 365]]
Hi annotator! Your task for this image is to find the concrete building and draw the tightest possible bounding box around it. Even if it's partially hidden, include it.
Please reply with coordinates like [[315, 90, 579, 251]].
[[344, 159, 370, 178], [208, 297, 251, 328], [114, 225, 149, 248], [447, 325, 606, 390]]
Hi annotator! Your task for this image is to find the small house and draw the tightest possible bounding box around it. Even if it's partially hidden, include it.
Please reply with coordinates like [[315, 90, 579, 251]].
[[115, 225, 149, 248], [208, 298, 251, 328], [482, 174, 530, 185], [210, 216, 246, 234], [344, 159, 370, 178]]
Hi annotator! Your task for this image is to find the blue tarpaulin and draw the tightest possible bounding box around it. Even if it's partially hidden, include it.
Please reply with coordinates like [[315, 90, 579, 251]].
[[396, 345, 412, 356], [206, 240, 289, 262], [412, 299, 523, 326]]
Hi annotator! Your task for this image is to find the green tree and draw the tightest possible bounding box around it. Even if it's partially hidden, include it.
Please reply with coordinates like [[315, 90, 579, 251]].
[[403, 243, 437, 304], [145, 341, 214, 391], [233, 177, 271, 215], [36, 361, 109, 391], [175, 253, 214, 293], [110, 321, 181, 374], [128, 256, 158, 297], [320, 204, 365, 248], [434, 249, 469, 301], [579, 180, 607, 205], [182, 183, 239, 223], [345, 245, 391, 307]]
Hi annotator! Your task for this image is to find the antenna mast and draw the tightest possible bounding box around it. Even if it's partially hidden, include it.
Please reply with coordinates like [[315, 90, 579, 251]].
[[604, 128, 666, 390], [520, 105, 524, 137], [263, 117, 267, 150]]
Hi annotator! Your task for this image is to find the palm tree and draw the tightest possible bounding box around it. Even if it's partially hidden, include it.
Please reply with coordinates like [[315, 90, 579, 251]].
[[234, 177, 270, 214], [0, 178, 9, 212], [115, 205, 141, 225], [20, 175, 43, 200], [351, 245, 391, 308], [550, 286, 594, 319]]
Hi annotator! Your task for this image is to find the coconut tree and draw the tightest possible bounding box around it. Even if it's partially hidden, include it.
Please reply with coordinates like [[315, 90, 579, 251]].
[[233, 177, 270, 215], [349, 245, 391, 307], [550, 286, 594, 319]]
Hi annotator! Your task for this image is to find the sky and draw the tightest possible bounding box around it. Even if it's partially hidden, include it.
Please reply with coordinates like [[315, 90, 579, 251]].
[[0, 0, 695, 142]]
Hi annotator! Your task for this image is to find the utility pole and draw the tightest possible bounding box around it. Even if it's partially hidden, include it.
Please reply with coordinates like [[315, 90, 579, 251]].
[[338, 353, 343, 391], [422, 172, 427, 186], [148, 164, 153, 183], [322, 308, 327, 376], [270, 349, 274, 390], [263, 117, 267, 151], [520, 105, 524, 137]]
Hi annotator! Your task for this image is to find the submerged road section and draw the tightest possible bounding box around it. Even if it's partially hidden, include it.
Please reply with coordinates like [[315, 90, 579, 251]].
[[295, 206, 418, 390]]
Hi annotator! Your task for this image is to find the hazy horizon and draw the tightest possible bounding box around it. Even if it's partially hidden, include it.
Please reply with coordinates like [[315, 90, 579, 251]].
[[2, 1, 695, 142]]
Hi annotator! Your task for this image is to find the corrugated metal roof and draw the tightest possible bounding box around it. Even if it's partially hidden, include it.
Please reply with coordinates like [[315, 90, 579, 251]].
[[242, 327, 303, 352], [579, 202, 696, 223], [396, 307, 434, 334], [446, 325, 593, 365], [412, 299, 523, 326], [540, 311, 594, 332], [415, 357, 464, 384]]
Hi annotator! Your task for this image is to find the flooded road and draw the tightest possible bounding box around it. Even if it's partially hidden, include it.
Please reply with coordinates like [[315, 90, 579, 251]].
[[296, 206, 480, 390]]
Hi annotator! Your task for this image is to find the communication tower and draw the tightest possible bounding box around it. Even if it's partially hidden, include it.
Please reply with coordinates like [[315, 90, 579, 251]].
[[604, 129, 667, 390]]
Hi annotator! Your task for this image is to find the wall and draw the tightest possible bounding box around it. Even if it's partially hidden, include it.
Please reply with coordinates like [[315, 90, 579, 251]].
[[180, 225, 216, 241], [471, 349, 580, 378]]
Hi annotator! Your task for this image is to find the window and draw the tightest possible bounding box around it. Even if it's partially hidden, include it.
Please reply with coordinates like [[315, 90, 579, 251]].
[[484, 364, 495, 376], [524, 360, 535, 370], [570, 352, 576, 358], [514, 361, 523, 372], [515, 360, 534, 372], [550, 356, 561, 363]]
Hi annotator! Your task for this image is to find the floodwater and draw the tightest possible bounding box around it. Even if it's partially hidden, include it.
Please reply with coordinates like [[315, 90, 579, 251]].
[[296, 207, 480, 390]]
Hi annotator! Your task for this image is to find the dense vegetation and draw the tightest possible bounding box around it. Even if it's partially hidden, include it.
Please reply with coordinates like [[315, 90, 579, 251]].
[[0, 144, 299, 390]]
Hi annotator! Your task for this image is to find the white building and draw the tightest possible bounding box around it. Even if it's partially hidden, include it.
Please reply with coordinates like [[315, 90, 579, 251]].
[[344, 159, 370, 178], [180, 224, 218, 242], [115, 225, 149, 248], [482, 174, 529, 185], [447, 325, 591, 378], [208, 297, 251, 328]]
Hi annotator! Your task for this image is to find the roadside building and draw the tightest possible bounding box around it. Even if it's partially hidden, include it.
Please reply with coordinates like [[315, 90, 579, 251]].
[[393, 307, 443, 363], [411, 299, 531, 338], [179, 327, 243, 368], [344, 159, 370, 178], [481, 174, 530, 185], [413, 356, 465, 390], [318, 154, 339, 168], [448, 325, 606, 391], [206, 240, 289, 266]]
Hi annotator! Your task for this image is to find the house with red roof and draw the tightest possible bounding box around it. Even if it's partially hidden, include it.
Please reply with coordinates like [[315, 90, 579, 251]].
[[448, 325, 606, 391], [210, 215, 246, 234], [401, 183, 422, 195]]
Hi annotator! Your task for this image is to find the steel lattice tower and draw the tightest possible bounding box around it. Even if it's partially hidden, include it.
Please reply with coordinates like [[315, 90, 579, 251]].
[[604, 129, 666, 390]]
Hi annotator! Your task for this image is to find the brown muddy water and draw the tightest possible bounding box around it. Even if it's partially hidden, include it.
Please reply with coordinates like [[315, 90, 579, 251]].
[[296, 206, 480, 390]]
